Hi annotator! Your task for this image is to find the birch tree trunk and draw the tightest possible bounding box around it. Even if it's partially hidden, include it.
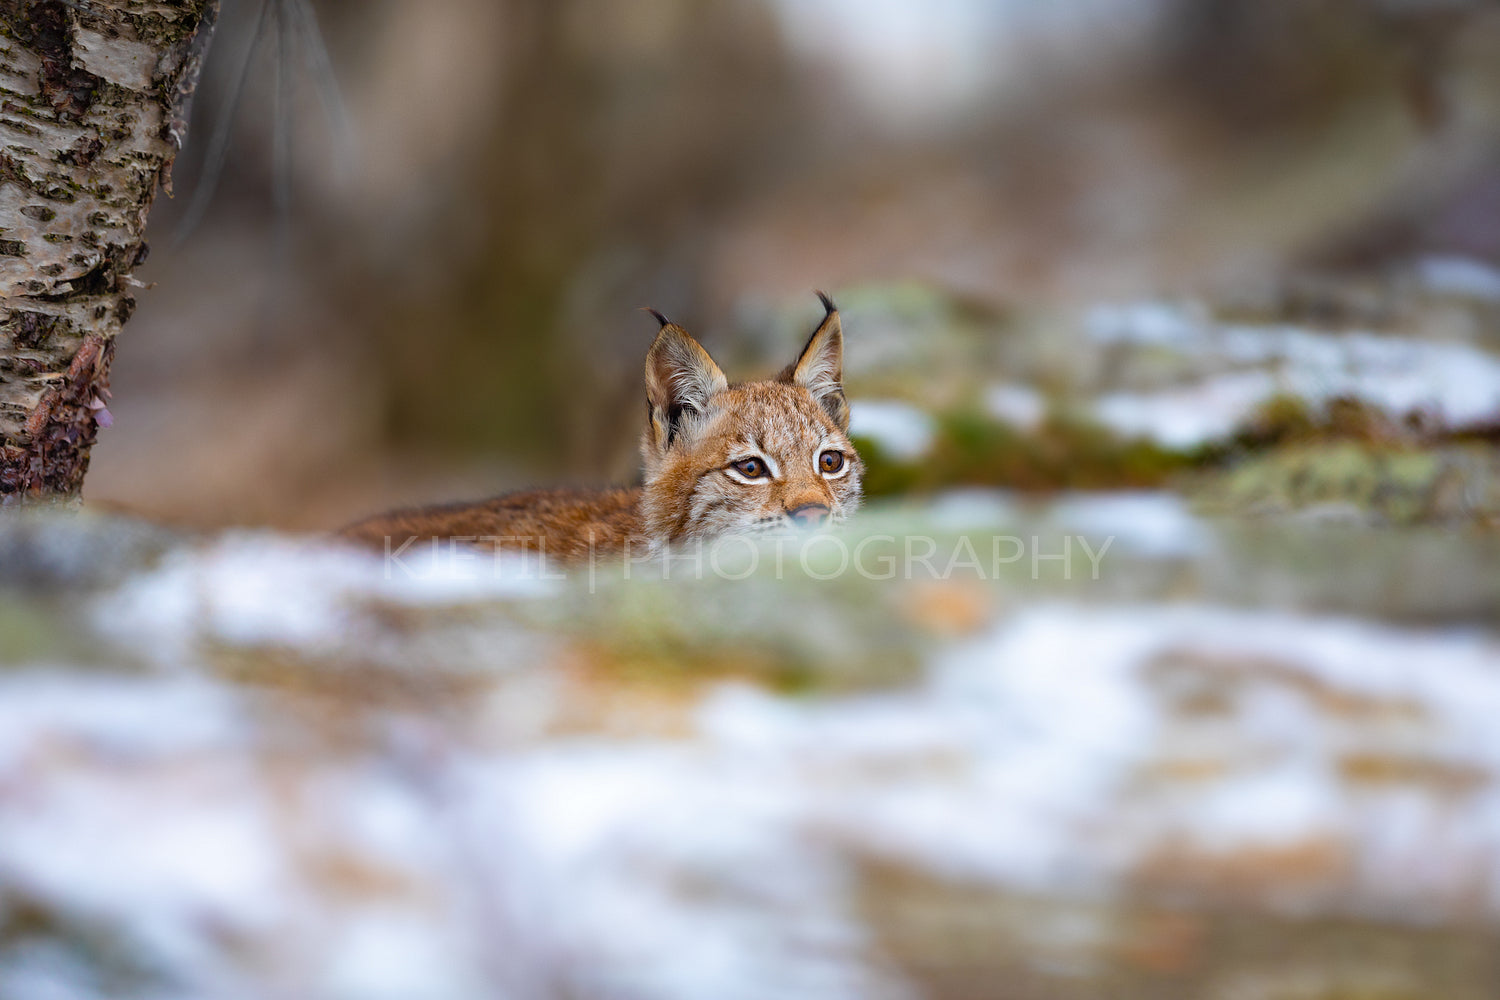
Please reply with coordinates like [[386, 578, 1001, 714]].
[[0, 0, 217, 505]]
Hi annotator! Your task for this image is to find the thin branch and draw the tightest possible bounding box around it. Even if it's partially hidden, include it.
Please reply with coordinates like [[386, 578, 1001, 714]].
[[172, 0, 274, 246], [287, 0, 357, 174]]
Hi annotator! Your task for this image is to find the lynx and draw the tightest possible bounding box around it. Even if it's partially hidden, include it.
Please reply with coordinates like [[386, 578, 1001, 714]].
[[340, 294, 863, 561]]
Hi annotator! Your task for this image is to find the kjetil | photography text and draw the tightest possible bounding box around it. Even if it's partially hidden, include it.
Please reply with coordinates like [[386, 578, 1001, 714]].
[[381, 533, 1116, 585]]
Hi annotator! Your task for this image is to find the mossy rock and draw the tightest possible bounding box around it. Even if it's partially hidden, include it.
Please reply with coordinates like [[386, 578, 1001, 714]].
[[854, 405, 1194, 499], [1191, 443, 1500, 525]]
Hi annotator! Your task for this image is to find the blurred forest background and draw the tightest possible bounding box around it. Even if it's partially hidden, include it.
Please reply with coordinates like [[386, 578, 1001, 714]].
[[86, 0, 1500, 528]]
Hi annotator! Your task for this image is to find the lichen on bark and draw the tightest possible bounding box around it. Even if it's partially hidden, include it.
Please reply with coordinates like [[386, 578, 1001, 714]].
[[0, 0, 217, 504]]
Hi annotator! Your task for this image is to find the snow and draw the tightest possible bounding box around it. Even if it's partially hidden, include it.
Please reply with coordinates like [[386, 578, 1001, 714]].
[[92, 532, 555, 665], [922, 489, 1210, 558], [5, 530, 1500, 997], [847, 399, 937, 460], [1094, 370, 1280, 448], [9, 564, 1500, 996], [1086, 302, 1500, 446], [1044, 491, 1210, 557], [1086, 299, 1207, 348], [984, 381, 1046, 429], [1416, 255, 1500, 302], [924, 488, 1024, 529]]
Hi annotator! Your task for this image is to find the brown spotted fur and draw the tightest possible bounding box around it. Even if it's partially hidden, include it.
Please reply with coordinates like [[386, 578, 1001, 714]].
[[339, 295, 862, 560]]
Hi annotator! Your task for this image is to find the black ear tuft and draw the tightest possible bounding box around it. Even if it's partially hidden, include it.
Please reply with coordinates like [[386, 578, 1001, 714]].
[[643, 307, 671, 328], [815, 290, 836, 315], [783, 297, 847, 431]]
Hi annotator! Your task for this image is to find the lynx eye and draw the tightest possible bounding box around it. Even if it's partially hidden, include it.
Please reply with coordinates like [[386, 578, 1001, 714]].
[[730, 457, 768, 479], [819, 450, 845, 474]]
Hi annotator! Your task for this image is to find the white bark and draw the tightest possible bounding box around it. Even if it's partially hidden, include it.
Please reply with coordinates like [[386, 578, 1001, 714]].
[[0, 0, 216, 502]]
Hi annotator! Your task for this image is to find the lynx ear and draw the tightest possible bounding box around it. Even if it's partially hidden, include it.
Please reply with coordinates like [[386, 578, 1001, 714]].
[[644, 310, 728, 451], [783, 291, 848, 431]]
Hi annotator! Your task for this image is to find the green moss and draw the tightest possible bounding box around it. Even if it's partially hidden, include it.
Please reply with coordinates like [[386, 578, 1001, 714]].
[[849, 435, 924, 498], [0, 596, 63, 663], [0, 593, 119, 668], [855, 405, 1195, 499], [1191, 442, 1500, 525]]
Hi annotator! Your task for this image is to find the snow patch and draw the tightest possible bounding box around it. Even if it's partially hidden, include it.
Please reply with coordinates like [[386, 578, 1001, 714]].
[[984, 382, 1046, 429], [16, 570, 1500, 996], [848, 400, 937, 461], [92, 532, 553, 665], [1086, 302, 1500, 446], [1416, 255, 1500, 303]]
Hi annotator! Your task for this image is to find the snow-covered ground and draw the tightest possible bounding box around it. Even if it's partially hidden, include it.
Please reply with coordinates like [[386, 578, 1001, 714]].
[[848, 400, 938, 461], [845, 292, 1500, 459], [1087, 300, 1500, 447], [3, 514, 1500, 999]]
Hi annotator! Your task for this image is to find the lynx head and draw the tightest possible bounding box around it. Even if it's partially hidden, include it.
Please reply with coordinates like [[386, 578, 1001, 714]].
[[639, 293, 863, 543]]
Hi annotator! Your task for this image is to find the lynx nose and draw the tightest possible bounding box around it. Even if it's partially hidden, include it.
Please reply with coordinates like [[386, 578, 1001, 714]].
[[787, 503, 830, 529]]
